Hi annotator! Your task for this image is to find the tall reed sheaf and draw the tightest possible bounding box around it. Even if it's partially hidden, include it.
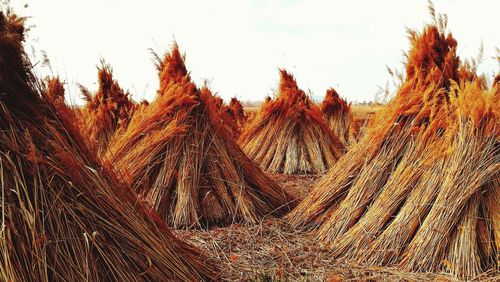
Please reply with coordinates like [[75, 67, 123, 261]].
[[0, 12, 215, 281], [106, 44, 294, 229], [239, 70, 344, 174], [80, 62, 135, 156], [211, 93, 240, 138], [320, 88, 358, 146], [45, 77, 87, 133], [287, 21, 499, 279], [227, 97, 248, 131]]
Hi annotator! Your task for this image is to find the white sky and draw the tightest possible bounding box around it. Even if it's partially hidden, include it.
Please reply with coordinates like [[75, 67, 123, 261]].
[[8, 0, 500, 104]]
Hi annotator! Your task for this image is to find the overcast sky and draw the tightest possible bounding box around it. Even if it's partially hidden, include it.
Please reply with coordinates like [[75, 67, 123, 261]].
[[8, 0, 500, 104]]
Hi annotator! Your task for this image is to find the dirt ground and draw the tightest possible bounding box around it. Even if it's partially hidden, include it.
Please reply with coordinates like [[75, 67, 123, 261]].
[[175, 173, 466, 281]]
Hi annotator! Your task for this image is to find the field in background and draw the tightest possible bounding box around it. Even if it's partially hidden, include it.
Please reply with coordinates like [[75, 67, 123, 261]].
[[244, 105, 383, 128], [244, 106, 260, 114]]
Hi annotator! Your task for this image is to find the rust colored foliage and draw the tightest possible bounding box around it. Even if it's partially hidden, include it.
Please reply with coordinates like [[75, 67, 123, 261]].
[[80, 62, 135, 156], [106, 44, 294, 228], [239, 70, 344, 174], [320, 88, 359, 146], [0, 11, 215, 281], [287, 21, 499, 280]]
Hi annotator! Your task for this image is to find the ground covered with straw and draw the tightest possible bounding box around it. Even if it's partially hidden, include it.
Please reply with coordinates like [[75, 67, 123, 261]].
[[178, 175, 499, 281], [2, 3, 499, 282]]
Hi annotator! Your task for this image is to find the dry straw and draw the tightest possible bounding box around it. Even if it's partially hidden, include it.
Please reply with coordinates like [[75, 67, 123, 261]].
[[106, 44, 294, 229], [0, 11, 215, 281], [320, 88, 359, 146], [239, 70, 344, 174], [227, 97, 248, 131], [210, 92, 240, 138], [45, 77, 88, 137], [287, 13, 499, 280], [80, 61, 136, 156]]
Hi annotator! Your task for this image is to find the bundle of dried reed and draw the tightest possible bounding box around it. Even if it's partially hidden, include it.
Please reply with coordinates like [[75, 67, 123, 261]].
[[0, 11, 215, 281], [80, 61, 135, 156], [239, 70, 344, 174], [227, 97, 248, 130], [106, 44, 294, 228], [286, 17, 499, 279], [320, 88, 358, 146], [211, 92, 240, 138]]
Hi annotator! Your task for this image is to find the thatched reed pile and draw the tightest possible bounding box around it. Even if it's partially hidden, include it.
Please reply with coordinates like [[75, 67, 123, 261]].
[[80, 62, 135, 155], [287, 20, 499, 279], [0, 11, 215, 281], [106, 44, 294, 229], [210, 92, 240, 138], [320, 88, 358, 146], [227, 97, 248, 130], [45, 77, 87, 132], [238, 70, 344, 174], [45, 76, 65, 105]]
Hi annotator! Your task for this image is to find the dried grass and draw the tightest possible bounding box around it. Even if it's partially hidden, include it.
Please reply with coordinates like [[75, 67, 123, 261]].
[[80, 61, 135, 156], [45, 77, 87, 138], [106, 44, 294, 229], [286, 21, 499, 280], [227, 97, 248, 131], [211, 92, 240, 138], [321, 87, 359, 146], [239, 70, 344, 174], [0, 11, 215, 281]]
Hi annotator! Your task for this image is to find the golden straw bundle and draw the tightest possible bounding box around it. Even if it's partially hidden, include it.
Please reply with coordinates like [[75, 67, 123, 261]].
[[286, 16, 499, 279], [0, 11, 215, 281], [239, 70, 344, 174], [227, 97, 248, 130], [106, 44, 294, 228], [80, 62, 135, 156], [320, 88, 358, 146], [211, 92, 240, 138]]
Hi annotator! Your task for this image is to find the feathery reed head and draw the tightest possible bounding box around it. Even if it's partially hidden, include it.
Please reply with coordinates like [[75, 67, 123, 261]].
[[156, 42, 190, 95], [405, 25, 458, 87], [46, 76, 65, 100], [80, 61, 135, 155], [227, 97, 248, 130]]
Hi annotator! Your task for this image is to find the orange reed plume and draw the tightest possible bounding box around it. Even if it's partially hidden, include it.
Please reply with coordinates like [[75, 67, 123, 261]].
[[238, 69, 344, 174], [320, 88, 358, 146], [286, 16, 499, 280], [0, 11, 215, 281], [80, 61, 135, 156], [210, 91, 240, 138], [106, 44, 294, 228], [46, 76, 65, 103], [153, 41, 189, 96], [227, 97, 248, 130]]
